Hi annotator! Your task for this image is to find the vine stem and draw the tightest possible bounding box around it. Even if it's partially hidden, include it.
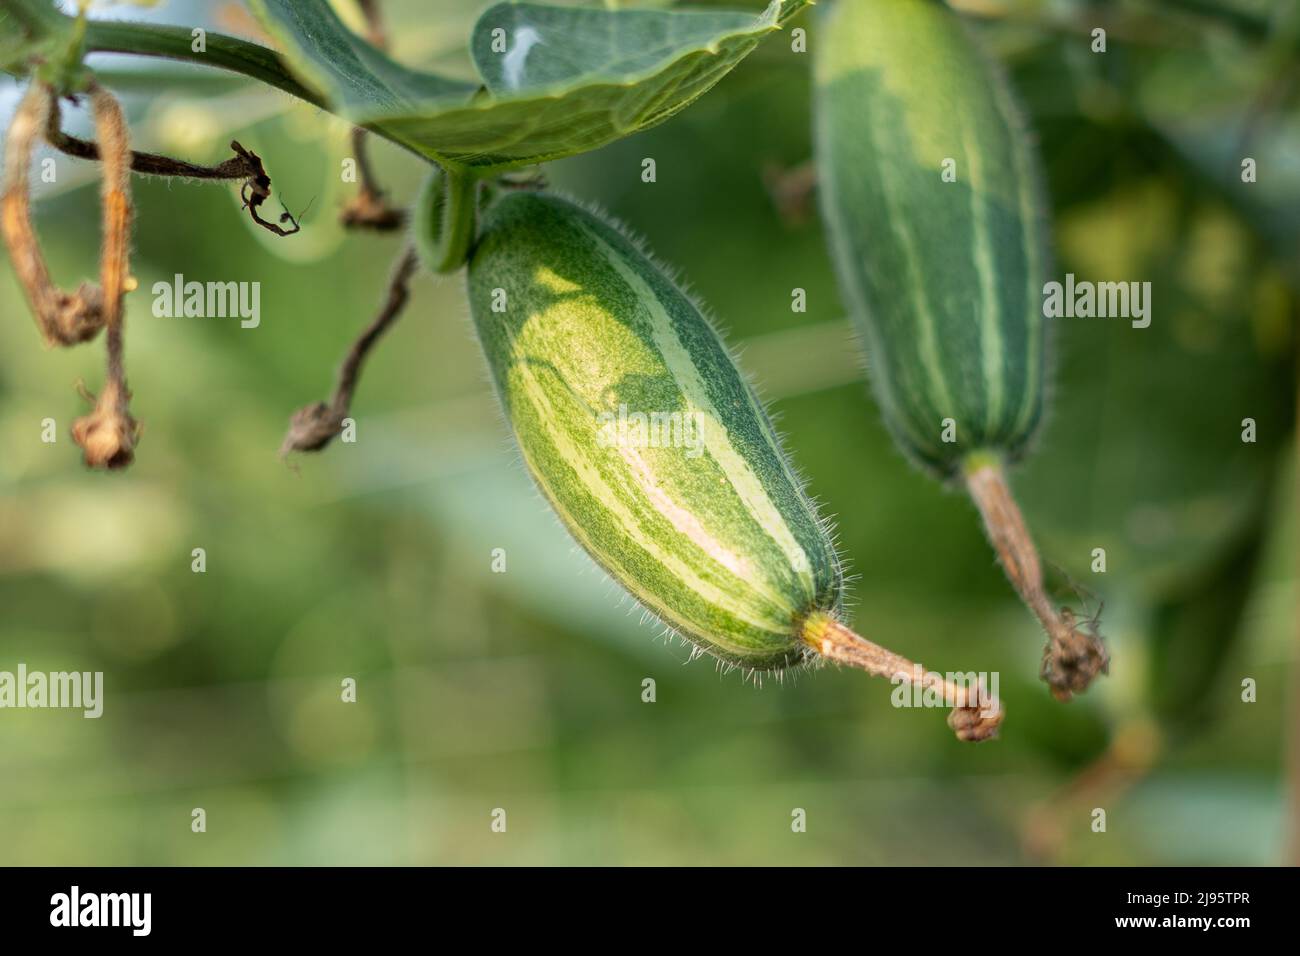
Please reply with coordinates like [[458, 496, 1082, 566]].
[[82, 20, 323, 109], [962, 451, 1109, 700], [800, 610, 1004, 742], [71, 17, 443, 164]]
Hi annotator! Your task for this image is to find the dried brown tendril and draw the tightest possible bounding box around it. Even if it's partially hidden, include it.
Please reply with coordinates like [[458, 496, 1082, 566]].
[[1, 83, 107, 346], [0, 81, 142, 468]]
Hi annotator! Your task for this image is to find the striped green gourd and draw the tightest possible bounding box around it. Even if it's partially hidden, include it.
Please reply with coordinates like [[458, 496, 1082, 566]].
[[814, 0, 1108, 698], [463, 192, 1003, 739], [814, 0, 1046, 476], [466, 191, 840, 671]]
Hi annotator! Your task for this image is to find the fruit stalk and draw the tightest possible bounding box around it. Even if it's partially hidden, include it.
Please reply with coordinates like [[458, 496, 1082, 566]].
[[963, 453, 1108, 700], [71, 83, 139, 470], [802, 611, 1003, 741]]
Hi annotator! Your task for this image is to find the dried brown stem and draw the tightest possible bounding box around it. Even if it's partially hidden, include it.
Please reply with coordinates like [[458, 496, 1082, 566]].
[[964, 457, 1110, 700], [339, 126, 405, 232], [339, 0, 405, 232], [46, 98, 300, 237], [280, 245, 419, 455], [70, 86, 140, 470], [801, 610, 1004, 742]]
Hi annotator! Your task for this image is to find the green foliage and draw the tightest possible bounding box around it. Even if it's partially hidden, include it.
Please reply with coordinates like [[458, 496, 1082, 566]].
[[249, 0, 810, 170], [1016, 188, 1294, 596], [0, 0, 91, 92]]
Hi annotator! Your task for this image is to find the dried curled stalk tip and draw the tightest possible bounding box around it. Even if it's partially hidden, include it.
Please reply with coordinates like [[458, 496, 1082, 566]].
[[281, 247, 419, 457], [340, 125, 404, 231], [964, 459, 1110, 701], [281, 401, 345, 454], [72, 379, 140, 470], [339, 172, 406, 231], [802, 611, 1004, 742]]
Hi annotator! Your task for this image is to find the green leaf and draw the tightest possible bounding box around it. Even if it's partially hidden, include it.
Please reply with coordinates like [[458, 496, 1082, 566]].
[[472, 2, 783, 95], [244, 0, 477, 115], [247, 0, 810, 170]]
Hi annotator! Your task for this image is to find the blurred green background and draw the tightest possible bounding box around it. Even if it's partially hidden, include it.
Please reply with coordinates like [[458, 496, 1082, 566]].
[[0, 0, 1296, 865]]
